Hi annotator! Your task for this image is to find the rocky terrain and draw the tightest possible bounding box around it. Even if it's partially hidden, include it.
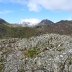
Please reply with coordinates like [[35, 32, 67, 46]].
[[0, 33, 72, 72]]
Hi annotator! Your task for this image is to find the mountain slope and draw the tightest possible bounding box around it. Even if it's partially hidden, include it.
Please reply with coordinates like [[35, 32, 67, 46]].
[[38, 19, 54, 25], [0, 18, 8, 24], [0, 18, 72, 38], [35, 20, 72, 36], [0, 25, 37, 38]]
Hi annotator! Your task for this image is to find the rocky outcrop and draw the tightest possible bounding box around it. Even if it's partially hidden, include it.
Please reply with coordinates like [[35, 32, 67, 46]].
[[0, 34, 72, 72]]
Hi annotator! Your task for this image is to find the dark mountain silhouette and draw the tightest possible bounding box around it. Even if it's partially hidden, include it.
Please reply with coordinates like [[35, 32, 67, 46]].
[[35, 19, 53, 30], [0, 18, 8, 24], [35, 20, 72, 36], [38, 19, 54, 26], [56, 20, 72, 25]]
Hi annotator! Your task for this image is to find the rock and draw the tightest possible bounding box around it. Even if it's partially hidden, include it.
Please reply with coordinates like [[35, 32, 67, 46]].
[[0, 33, 72, 72]]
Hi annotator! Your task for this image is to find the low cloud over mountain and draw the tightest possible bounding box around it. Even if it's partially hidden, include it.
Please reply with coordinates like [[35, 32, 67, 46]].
[[20, 18, 40, 26]]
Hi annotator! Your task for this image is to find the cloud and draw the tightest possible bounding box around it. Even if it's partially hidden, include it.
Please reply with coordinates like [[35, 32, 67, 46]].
[[27, 2, 40, 12], [0, 10, 12, 14], [26, 0, 72, 12], [0, 0, 72, 12], [20, 18, 40, 26], [27, 0, 41, 12]]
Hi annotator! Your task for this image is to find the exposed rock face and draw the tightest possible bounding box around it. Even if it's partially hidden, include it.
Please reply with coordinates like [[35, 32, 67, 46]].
[[0, 34, 72, 72]]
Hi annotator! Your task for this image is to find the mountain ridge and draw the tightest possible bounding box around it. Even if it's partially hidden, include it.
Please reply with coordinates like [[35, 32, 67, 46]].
[[0, 18, 72, 26], [0, 18, 72, 38], [0, 18, 8, 24]]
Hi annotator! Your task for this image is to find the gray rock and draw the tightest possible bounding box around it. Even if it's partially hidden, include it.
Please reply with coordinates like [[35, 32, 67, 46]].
[[0, 34, 72, 72]]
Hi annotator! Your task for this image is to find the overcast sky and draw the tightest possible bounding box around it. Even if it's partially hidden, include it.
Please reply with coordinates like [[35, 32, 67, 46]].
[[0, 0, 72, 23]]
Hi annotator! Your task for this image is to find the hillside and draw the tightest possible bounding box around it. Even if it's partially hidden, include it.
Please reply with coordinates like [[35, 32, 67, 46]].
[[0, 18, 37, 38], [35, 20, 72, 36], [0, 18, 72, 38], [0, 33, 72, 72], [0, 25, 37, 38], [0, 18, 8, 24]]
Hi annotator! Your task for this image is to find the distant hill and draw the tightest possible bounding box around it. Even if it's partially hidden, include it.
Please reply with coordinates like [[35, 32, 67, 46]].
[[56, 20, 72, 25], [0, 18, 8, 24], [0, 18, 72, 38], [0, 24, 37, 38], [37, 19, 53, 26], [35, 19, 72, 36], [0, 18, 37, 38]]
